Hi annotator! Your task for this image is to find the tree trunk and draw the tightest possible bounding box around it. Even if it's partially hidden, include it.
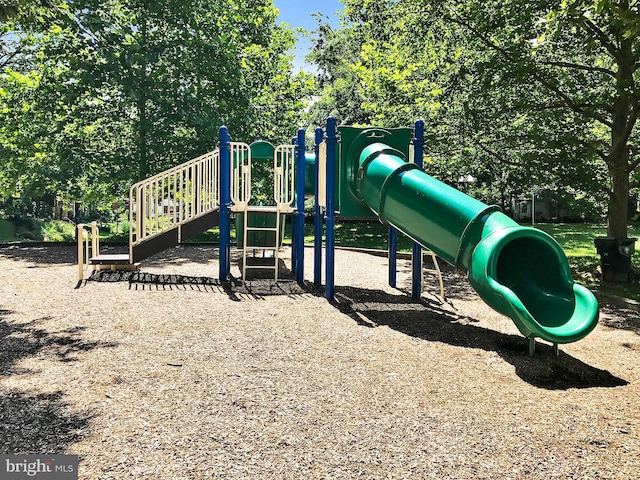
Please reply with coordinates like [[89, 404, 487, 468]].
[[138, 92, 148, 180], [607, 41, 634, 239], [607, 153, 629, 239]]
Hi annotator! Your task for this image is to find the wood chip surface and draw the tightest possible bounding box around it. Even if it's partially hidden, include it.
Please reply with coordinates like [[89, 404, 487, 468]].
[[1, 244, 639, 479]]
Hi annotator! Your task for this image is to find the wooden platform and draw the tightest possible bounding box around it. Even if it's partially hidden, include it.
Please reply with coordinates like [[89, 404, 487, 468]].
[[89, 254, 138, 273], [89, 254, 131, 265]]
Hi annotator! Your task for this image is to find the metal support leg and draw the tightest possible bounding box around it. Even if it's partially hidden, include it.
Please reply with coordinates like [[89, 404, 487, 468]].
[[528, 336, 536, 357], [325, 117, 337, 299], [389, 226, 397, 288], [411, 120, 425, 299], [553, 343, 559, 356]]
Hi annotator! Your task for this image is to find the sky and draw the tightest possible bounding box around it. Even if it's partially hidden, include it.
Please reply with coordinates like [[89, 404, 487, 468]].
[[272, 0, 344, 71]]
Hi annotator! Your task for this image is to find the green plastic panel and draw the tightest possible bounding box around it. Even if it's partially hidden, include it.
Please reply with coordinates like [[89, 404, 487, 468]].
[[234, 211, 285, 248], [305, 152, 316, 198], [250, 140, 275, 161]]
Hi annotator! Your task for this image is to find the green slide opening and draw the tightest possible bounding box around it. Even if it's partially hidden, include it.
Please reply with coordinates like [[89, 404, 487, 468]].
[[496, 236, 575, 328], [470, 227, 599, 343]]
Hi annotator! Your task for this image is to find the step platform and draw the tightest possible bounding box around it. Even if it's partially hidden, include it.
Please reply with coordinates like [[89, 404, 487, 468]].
[[89, 254, 139, 272]]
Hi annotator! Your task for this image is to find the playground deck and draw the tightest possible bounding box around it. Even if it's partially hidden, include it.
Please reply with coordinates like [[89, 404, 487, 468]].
[[1, 244, 639, 479]]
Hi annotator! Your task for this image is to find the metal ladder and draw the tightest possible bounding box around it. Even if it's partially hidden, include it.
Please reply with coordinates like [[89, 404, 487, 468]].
[[241, 205, 285, 281], [230, 144, 295, 282]]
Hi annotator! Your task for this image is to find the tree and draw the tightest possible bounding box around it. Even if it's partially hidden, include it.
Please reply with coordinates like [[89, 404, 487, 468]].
[[1, 0, 308, 210], [439, 0, 640, 239], [312, 0, 635, 235], [305, 13, 371, 127]]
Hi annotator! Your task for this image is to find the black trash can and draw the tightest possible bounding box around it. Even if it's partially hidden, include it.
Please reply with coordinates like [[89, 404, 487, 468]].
[[594, 237, 637, 282]]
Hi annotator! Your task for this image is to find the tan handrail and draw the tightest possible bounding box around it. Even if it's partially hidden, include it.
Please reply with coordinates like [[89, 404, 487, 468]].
[[129, 149, 221, 246], [77, 222, 99, 281], [229, 142, 252, 211], [274, 145, 295, 210]]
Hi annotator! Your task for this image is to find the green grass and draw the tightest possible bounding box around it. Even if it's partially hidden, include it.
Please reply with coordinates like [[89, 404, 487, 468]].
[[533, 223, 640, 300]]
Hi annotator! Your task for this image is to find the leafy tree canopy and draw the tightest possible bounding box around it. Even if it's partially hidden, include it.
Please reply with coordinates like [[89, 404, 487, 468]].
[[308, 0, 639, 233], [1, 0, 311, 210]]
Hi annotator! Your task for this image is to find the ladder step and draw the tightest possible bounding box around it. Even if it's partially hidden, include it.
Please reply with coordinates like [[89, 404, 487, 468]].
[[90, 254, 131, 264], [245, 265, 277, 270], [245, 227, 278, 232], [245, 205, 280, 213]]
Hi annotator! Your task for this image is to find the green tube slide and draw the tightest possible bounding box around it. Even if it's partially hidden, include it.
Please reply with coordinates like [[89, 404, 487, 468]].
[[354, 142, 599, 344]]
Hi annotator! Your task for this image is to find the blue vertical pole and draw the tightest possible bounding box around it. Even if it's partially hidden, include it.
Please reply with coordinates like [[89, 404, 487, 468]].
[[388, 226, 397, 287], [291, 135, 298, 275], [291, 136, 298, 278], [313, 127, 323, 285], [412, 119, 425, 299], [325, 117, 337, 299], [295, 128, 306, 284], [219, 126, 231, 281]]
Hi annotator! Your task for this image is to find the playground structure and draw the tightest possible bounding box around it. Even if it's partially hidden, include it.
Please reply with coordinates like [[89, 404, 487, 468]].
[[78, 117, 599, 355]]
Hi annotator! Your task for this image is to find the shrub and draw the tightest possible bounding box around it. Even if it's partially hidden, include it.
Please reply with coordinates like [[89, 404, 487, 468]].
[[41, 221, 75, 242]]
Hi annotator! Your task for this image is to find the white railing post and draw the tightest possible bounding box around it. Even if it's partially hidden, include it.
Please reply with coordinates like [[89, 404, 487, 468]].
[[91, 221, 99, 258], [77, 223, 85, 281]]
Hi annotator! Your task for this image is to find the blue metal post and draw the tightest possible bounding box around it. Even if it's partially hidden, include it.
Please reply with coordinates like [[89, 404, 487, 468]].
[[313, 127, 323, 285], [412, 119, 425, 299], [295, 129, 306, 284], [325, 117, 337, 299], [388, 226, 397, 287], [291, 136, 298, 274], [219, 126, 231, 281]]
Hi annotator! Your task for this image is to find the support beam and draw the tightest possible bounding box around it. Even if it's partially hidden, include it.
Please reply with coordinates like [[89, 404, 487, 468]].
[[325, 117, 337, 299], [388, 227, 397, 288], [295, 129, 306, 284], [219, 126, 231, 281], [412, 120, 425, 299]]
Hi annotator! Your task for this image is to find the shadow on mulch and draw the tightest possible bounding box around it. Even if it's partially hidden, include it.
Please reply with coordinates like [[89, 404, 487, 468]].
[[396, 259, 479, 301], [1, 313, 118, 375], [0, 244, 78, 265], [598, 304, 640, 335], [143, 244, 220, 266], [87, 266, 311, 301], [0, 310, 109, 452], [331, 286, 628, 391], [0, 389, 92, 453], [0, 243, 132, 267]]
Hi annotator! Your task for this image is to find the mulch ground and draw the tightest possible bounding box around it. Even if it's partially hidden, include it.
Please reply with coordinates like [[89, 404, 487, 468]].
[[1, 243, 639, 479]]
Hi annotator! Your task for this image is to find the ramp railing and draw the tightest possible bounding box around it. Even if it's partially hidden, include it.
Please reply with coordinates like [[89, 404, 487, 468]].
[[77, 221, 99, 281], [274, 144, 296, 211], [129, 149, 221, 250]]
